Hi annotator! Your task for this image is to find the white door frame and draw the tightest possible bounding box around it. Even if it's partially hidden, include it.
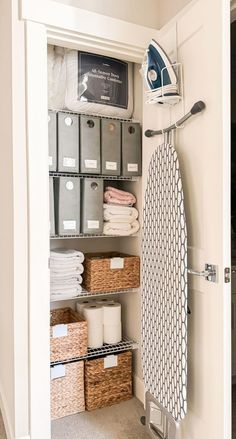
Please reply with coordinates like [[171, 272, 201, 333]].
[[21, 1, 231, 438], [23, 4, 159, 438]]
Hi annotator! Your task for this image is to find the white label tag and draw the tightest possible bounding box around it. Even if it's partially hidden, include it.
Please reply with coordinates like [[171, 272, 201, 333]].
[[63, 220, 76, 230], [87, 220, 99, 229], [104, 355, 118, 369], [51, 365, 66, 380], [85, 159, 97, 169], [63, 157, 76, 168], [105, 161, 117, 171], [110, 257, 124, 269], [48, 156, 53, 166], [128, 163, 138, 172], [52, 324, 68, 338]]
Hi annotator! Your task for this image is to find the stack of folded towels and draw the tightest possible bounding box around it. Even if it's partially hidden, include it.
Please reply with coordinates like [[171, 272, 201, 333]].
[[50, 249, 84, 300], [103, 186, 140, 236]]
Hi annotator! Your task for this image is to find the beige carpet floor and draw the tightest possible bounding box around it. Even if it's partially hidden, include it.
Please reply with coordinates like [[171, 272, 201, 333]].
[[0, 412, 6, 439], [52, 398, 149, 439]]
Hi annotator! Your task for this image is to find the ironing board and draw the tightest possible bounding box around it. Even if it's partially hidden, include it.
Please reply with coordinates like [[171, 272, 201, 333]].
[[142, 143, 188, 429]]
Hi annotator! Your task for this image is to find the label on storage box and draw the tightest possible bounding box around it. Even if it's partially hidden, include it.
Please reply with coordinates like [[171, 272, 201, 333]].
[[51, 364, 66, 380], [85, 159, 98, 169], [52, 324, 68, 338], [78, 52, 128, 109], [105, 161, 117, 171], [63, 220, 76, 230], [63, 157, 76, 168], [87, 220, 99, 229], [104, 355, 118, 369], [127, 163, 138, 172], [48, 156, 53, 166], [110, 257, 124, 269]]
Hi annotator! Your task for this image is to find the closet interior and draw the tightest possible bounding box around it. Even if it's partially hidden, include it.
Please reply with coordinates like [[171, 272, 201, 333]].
[[48, 44, 145, 433]]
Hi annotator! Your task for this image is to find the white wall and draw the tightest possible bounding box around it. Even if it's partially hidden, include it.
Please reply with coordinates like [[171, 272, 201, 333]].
[[0, 1, 29, 438], [54, 0, 192, 29], [157, 0, 192, 28], [54, 0, 160, 28]]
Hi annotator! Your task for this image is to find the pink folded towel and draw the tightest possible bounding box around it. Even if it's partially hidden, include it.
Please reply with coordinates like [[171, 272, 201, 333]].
[[104, 186, 136, 206]]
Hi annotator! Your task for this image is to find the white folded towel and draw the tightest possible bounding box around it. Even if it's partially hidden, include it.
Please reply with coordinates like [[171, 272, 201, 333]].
[[50, 249, 84, 263], [51, 265, 84, 276], [51, 281, 82, 291], [51, 293, 81, 301], [103, 204, 138, 223], [103, 220, 140, 236], [51, 274, 83, 285], [50, 261, 83, 271], [50, 284, 82, 295]]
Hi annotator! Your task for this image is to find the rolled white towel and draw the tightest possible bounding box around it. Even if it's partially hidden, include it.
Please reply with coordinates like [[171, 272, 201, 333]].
[[103, 220, 140, 236], [50, 249, 84, 263], [103, 204, 138, 223]]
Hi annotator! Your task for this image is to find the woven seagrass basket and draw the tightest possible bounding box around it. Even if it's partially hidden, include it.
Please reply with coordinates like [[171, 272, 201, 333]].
[[51, 361, 85, 419], [85, 351, 132, 411], [83, 252, 140, 292], [50, 308, 87, 363]]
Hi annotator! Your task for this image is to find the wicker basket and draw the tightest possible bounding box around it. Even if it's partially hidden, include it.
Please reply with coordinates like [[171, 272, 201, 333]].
[[85, 351, 132, 411], [51, 361, 85, 420], [50, 308, 87, 363], [83, 252, 140, 292]]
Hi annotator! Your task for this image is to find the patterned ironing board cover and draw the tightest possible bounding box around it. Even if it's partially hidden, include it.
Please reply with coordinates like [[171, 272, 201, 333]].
[[142, 143, 187, 421]]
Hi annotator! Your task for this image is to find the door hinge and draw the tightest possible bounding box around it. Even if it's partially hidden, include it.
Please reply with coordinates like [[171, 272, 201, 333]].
[[224, 267, 231, 283]]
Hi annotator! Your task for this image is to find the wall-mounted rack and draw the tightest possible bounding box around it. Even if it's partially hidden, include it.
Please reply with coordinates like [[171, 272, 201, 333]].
[[50, 288, 139, 302], [145, 101, 206, 137], [50, 336, 138, 365], [50, 233, 139, 239], [49, 172, 139, 181]]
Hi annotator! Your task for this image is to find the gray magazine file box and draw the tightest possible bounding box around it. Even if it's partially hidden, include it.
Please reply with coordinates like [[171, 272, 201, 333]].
[[81, 179, 103, 234], [48, 111, 57, 172], [121, 122, 142, 176], [49, 177, 55, 236], [58, 112, 79, 173], [80, 115, 101, 174], [101, 119, 121, 176], [54, 177, 80, 235]]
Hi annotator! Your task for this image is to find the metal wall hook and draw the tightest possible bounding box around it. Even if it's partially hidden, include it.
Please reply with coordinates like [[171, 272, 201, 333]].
[[145, 100, 206, 138]]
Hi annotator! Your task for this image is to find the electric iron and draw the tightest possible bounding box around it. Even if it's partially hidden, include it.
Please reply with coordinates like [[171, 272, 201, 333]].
[[141, 39, 180, 105]]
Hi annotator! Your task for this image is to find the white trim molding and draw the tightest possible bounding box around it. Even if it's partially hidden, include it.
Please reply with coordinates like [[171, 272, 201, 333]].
[[21, 0, 158, 62]]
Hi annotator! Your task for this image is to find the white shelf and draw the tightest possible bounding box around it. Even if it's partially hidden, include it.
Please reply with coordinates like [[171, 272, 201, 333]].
[[50, 336, 138, 365], [49, 171, 140, 181], [50, 287, 139, 302], [50, 233, 139, 239]]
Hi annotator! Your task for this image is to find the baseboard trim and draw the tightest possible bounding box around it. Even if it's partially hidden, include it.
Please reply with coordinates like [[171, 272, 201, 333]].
[[133, 375, 145, 405], [0, 383, 30, 439]]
